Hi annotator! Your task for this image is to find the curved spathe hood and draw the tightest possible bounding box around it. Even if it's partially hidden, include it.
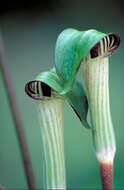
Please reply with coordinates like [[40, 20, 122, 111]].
[[55, 29, 120, 94]]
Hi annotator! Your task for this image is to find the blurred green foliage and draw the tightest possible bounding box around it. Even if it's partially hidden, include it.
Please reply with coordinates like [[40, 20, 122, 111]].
[[0, 1, 124, 189]]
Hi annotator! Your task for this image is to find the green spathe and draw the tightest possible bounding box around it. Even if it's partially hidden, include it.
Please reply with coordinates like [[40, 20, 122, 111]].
[[55, 29, 106, 93], [25, 68, 90, 129], [25, 29, 120, 130]]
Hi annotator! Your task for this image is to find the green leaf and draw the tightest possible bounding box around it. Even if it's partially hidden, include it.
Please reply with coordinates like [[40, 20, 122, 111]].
[[55, 28, 106, 94], [65, 79, 91, 129]]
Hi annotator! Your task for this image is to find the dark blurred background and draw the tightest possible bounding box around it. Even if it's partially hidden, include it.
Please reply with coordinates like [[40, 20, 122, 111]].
[[0, 0, 124, 189]]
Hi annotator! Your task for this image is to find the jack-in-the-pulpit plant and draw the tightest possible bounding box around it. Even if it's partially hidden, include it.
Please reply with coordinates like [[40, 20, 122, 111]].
[[25, 78, 66, 189], [25, 28, 120, 189], [25, 71, 66, 190], [55, 29, 120, 189], [81, 34, 120, 189], [25, 68, 90, 189]]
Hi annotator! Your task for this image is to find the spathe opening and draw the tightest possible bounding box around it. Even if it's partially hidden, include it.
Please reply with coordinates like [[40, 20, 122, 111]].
[[41, 82, 51, 97], [90, 33, 120, 59], [25, 80, 52, 100]]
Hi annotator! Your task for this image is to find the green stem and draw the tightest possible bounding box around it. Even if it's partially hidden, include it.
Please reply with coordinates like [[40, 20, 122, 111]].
[[38, 97, 66, 189]]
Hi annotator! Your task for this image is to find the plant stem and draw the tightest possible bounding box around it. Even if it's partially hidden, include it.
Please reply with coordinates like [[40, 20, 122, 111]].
[[0, 37, 37, 189], [38, 97, 66, 189], [82, 56, 115, 190], [99, 161, 113, 190]]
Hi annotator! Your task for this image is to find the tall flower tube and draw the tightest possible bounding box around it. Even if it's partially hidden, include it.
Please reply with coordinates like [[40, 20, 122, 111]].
[[55, 29, 120, 189], [81, 34, 120, 189], [25, 80, 66, 190]]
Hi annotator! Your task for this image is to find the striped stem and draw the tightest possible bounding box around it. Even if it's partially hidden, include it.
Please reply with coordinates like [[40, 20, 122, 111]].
[[38, 97, 66, 189], [82, 57, 115, 189]]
